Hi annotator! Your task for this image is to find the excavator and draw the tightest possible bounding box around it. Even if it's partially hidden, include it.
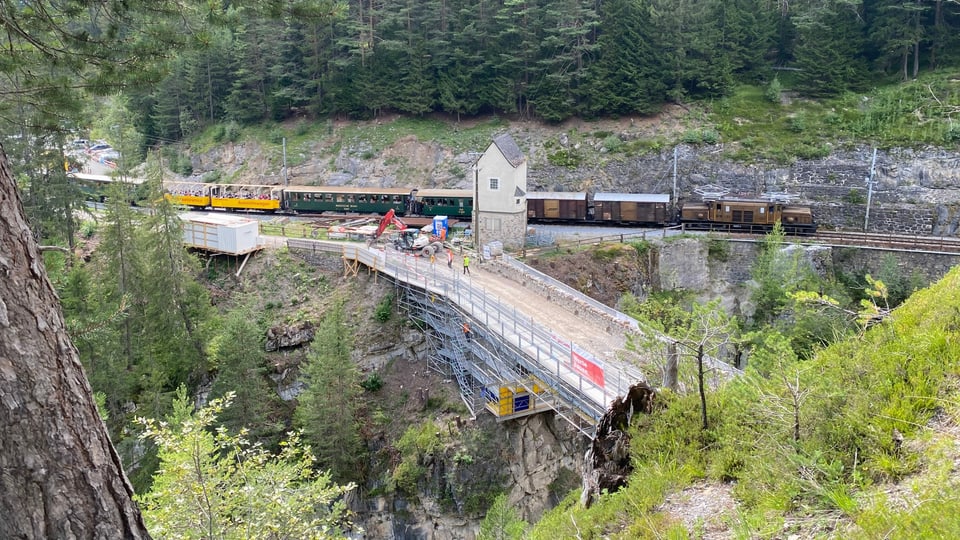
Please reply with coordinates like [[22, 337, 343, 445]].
[[370, 209, 445, 256]]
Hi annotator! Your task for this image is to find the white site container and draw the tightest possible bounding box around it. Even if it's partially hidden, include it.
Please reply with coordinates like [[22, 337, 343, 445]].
[[180, 213, 260, 255]]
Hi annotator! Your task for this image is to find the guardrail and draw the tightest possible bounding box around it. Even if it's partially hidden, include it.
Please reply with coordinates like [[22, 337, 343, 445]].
[[522, 226, 685, 256], [813, 230, 960, 254], [260, 221, 330, 240], [287, 238, 647, 421]]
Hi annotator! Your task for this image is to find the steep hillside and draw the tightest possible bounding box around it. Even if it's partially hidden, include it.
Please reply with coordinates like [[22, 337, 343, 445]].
[[526, 261, 960, 538]]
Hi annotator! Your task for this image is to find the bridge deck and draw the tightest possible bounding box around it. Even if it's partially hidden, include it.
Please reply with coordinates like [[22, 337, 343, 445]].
[[290, 239, 649, 425]]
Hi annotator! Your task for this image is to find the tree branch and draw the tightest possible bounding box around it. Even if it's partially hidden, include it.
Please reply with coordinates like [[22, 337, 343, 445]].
[[38, 244, 70, 254]]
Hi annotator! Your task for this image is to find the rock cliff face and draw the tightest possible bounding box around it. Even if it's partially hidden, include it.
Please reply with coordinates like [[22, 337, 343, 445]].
[[355, 413, 586, 540]]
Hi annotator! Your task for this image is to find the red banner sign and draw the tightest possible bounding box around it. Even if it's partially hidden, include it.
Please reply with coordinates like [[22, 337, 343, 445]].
[[571, 344, 604, 388]]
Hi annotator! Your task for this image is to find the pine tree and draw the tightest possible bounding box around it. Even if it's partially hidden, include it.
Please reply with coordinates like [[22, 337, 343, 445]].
[[478, 494, 529, 539], [866, 0, 929, 80], [793, 0, 869, 96], [529, 0, 599, 121], [295, 302, 367, 483], [137, 170, 212, 389], [583, 0, 666, 116], [209, 307, 279, 437]]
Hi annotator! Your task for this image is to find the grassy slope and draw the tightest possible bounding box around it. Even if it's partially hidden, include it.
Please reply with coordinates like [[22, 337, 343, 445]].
[[529, 265, 960, 539]]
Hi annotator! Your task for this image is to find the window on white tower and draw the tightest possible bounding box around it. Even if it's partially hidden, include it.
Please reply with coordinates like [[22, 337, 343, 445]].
[[489, 177, 500, 190]]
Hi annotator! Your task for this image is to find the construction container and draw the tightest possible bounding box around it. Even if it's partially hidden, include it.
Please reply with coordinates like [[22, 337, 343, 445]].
[[180, 213, 260, 255]]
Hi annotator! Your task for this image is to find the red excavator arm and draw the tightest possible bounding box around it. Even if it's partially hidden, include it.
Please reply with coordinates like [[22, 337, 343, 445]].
[[372, 208, 407, 241]]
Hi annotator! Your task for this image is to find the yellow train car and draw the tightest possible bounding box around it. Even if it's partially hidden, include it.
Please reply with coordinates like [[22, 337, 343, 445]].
[[210, 184, 282, 211], [163, 182, 211, 208]]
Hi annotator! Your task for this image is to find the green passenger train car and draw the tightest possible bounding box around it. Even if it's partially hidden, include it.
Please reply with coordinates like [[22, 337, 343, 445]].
[[413, 189, 474, 218], [69, 172, 148, 203], [283, 186, 413, 214]]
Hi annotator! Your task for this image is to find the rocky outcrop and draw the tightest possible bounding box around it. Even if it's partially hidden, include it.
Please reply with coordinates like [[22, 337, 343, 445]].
[[264, 321, 314, 351], [354, 413, 587, 539]]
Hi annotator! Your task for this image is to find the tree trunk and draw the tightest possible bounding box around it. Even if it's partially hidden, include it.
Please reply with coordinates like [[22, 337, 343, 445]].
[[663, 341, 678, 391], [0, 143, 151, 539], [697, 343, 708, 431]]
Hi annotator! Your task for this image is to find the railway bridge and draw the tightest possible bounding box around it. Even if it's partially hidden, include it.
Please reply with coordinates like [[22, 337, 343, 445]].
[[286, 239, 663, 438]]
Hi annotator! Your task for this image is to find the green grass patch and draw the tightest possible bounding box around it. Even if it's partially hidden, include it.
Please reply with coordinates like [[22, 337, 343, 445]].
[[711, 72, 960, 162], [337, 116, 505, 155], [258, 222, 329, 240], [707, 236, 731, 262]]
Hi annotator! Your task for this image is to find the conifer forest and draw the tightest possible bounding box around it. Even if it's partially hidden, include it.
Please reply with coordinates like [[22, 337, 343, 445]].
[[134, 0, 960, 140]]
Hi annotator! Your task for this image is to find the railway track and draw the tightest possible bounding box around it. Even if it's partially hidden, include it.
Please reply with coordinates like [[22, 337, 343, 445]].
[[532, 226, 960, 256], [808, 230, 960, 254]]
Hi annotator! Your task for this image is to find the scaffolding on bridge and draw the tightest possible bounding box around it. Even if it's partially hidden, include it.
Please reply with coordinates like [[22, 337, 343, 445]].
[[395, 276, 606, 437], [287, 238, 649, 439]]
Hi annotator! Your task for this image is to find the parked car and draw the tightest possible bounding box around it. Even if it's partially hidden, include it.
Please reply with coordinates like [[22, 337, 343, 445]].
[[86, 143, 111, 154]]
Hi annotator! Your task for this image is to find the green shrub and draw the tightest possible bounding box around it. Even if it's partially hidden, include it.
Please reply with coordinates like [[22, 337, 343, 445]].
[[765, 77, 782, 103], [392, 420, 443, 493], [223, 121, 241, 142], [267, 128, 285, 144], [592, 246, 621, 261], [629, 240, 652, 256], [681, 129, 703, 144], [788, 114, 806, 133], [391, 460, 423, 494], [843, 189, 866, 205], [700, 128, 720, 144], [211, 124, 226, 142], [601, 135, 623, 152], [793, 141, 831, 160], [80, 221, 97, 238], [546, 149, 583, 168], [374, 293, 394, 322], [362, 372, 384, 392], [945, 123, 960, 143], [707, 237, 731, 262], [202, 170, 222, 184]]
